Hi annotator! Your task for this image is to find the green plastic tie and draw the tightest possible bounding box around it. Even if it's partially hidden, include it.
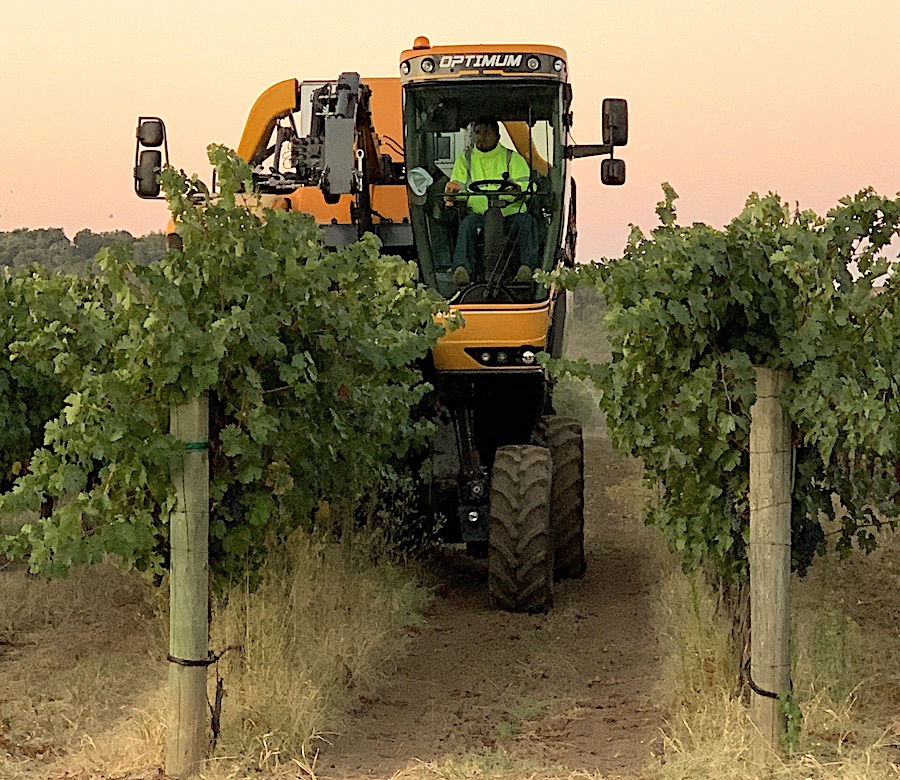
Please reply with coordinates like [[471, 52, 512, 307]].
[[183, 441, 208, 451]]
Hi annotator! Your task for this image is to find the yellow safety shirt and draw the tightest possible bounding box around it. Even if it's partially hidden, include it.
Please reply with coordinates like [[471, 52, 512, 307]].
[[450, 144, 531, 216]]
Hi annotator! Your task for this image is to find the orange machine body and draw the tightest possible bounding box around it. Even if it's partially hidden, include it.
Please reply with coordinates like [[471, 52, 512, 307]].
[[225, 48, 571, 376]]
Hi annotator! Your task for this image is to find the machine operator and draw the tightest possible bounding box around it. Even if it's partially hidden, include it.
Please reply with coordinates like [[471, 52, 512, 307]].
[[444, 118, 539, 286]]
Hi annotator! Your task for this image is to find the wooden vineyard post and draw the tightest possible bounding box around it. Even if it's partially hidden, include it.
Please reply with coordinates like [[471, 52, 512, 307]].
[[167, 394, 210, 779], [749, 367, 792, 757]]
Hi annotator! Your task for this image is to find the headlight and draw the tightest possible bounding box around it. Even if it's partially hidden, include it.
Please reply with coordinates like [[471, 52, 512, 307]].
[[421, 58, 436, 73], [465, 347, 541, 366], [526, 56, 541, 71]]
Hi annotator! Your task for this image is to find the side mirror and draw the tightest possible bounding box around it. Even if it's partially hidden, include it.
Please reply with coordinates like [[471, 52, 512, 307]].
[[134, 116, 169, 199], [602, 98, 628, 147], [601, 158, 626, 186], [138, 119, 165, 148], [135, 150, 163, 197]]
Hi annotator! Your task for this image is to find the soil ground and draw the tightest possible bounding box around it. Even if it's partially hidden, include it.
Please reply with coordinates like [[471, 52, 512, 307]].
[[317, 436, 666, 779]]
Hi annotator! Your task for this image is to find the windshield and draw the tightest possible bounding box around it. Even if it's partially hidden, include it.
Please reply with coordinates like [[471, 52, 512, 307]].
[[404, 82, 566, 302]]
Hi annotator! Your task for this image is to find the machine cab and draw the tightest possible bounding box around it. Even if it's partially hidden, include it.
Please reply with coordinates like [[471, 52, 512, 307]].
[[401, 42, 571, 304]]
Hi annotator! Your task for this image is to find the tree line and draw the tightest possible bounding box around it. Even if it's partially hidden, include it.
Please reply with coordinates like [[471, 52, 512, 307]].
[[0, 228, 165, 274]]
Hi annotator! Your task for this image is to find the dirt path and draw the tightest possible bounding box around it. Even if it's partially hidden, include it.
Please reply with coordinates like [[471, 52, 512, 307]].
[[318, 436, 666, 779]]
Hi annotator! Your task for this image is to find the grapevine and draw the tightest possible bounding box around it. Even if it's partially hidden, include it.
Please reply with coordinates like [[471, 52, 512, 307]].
[[1, 146, 447, 584], [546, 184, 900, 580]]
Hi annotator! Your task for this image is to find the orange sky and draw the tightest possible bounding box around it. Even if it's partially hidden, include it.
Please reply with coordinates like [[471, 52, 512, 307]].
[[2, 0, 899, 260]]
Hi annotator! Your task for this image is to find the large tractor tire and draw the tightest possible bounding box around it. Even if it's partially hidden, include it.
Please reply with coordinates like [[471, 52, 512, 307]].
[[535, 415, 586, 580], [488, 445, 554, 612]]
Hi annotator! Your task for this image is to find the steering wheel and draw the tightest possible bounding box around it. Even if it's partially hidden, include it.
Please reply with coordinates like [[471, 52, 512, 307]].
[[443, 179, 526, 211], [457, 282, 515, 304], [467, 178, 522, 195]]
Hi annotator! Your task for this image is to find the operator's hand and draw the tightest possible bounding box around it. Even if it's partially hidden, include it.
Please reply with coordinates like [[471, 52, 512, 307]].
[[444, 180, 462, 207], [501, 172, 522, 193]]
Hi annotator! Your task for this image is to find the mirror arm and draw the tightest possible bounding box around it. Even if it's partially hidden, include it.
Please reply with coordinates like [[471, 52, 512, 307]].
[[565, 143, 613, 160]]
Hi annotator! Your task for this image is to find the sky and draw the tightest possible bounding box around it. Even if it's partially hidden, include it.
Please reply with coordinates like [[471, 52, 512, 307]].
[[2, 0, 899, 260]]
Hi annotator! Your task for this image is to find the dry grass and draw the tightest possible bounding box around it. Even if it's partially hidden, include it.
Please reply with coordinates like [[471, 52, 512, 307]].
[[653, 567, 739, 715], [0, 526, 432, 779], [0, 560, 168, 779], [648, 529, 900, 779], [204, 529, 431, 776]]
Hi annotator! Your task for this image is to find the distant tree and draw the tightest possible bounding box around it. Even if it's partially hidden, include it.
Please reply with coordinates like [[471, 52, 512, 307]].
[[132, 231, 166, 265], [73, 229, 134, 261], [0, 228, 73, 272], [0, 228, 166, 275]]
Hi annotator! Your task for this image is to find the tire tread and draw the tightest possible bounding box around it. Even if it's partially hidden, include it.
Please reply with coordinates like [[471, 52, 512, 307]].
[[488, 445, 553, 612]]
